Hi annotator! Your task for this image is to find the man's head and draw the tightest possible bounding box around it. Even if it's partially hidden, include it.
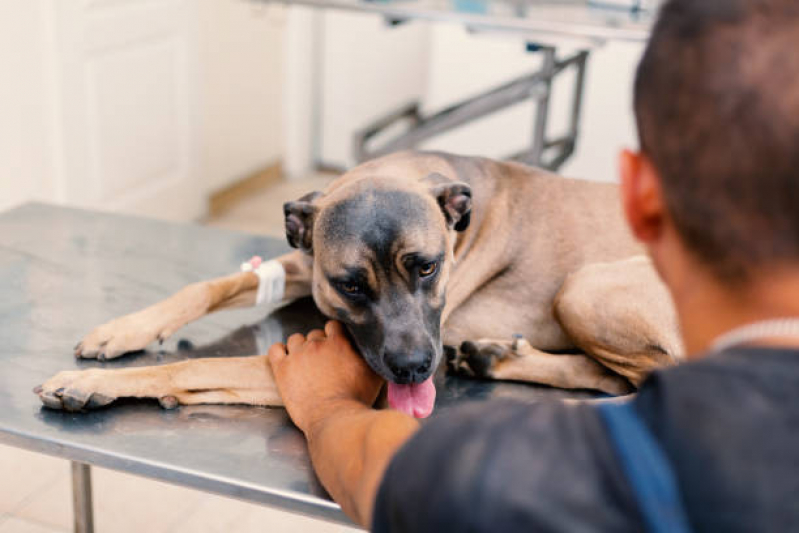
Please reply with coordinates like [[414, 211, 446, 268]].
[[621, 0, 799, 288], [282, 174, 471, 393]]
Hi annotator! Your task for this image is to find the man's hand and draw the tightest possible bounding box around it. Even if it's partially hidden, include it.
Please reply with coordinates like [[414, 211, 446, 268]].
[[269, 320, 418, 526], [268, 320, 384, 435]]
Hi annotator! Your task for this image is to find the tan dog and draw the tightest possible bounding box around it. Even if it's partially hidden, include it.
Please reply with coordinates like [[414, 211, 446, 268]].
[[36, 151, 682, 417]]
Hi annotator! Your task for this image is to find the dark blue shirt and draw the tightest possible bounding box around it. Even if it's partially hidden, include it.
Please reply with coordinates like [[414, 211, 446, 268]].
[[373, 348, 799, 532]]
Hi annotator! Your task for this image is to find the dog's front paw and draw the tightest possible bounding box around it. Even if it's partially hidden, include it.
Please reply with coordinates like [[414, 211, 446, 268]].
[[447, 338, 517, 378], [74, 310, 169, 361], [35, 369, 117, 412]]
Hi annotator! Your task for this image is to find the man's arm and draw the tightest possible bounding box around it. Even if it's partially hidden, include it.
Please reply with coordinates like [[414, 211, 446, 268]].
[[268, 322, 420, 527], [306, 401, 419, 525], [269, 322, 645, 533]]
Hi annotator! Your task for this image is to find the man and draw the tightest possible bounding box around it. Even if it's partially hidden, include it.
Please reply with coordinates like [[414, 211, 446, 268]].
[[268, 0, 799, 530]]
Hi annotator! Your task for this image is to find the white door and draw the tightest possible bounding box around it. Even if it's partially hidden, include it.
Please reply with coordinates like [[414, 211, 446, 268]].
[[52, 0, 204, 221]]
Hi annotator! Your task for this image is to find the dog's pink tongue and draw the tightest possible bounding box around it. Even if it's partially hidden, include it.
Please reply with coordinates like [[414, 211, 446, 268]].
[[387, 377, 436, 419]]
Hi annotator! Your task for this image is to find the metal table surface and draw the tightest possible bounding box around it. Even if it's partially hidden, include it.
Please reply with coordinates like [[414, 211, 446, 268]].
[[0, 203, 593, 528]]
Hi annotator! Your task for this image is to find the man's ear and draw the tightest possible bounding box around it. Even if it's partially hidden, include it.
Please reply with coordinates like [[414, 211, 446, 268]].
[[283, 191, 322, 252], [619, 149, 665, 243], [422, 173, 472, 232]]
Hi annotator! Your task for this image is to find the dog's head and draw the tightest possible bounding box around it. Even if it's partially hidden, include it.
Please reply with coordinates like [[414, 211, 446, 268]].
[[283, 173, 471, 395]]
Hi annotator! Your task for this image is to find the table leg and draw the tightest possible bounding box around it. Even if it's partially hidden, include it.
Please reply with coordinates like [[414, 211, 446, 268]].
[[71, 462, 95, 533]]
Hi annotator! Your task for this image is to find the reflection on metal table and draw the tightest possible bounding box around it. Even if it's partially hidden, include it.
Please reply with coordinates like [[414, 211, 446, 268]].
[[0, 203, 594, 532], [254, 0, 659, 170]]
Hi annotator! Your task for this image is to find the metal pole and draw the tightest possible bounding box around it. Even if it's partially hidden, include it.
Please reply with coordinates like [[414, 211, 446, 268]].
[[545, 50, 591, 171], [567, 51, 590, 150], [71, 461, 95, 533], [529, 46, 556, 167]]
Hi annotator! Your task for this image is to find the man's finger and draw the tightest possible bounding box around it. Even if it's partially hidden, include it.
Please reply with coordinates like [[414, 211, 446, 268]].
[[306, 329, 326, 342], [267, 342, 287, 366], [325, 320, 345, 338], [287, 333, 306, 353]]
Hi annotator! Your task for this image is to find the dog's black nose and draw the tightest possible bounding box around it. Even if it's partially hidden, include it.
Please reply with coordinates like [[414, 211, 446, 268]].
[[386, 349, 433, 384]]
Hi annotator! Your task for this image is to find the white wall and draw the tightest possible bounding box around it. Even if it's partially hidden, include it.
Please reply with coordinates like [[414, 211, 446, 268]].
[[319, 12, 430, 168], [559, 40, 642, 182], [0, 0, 59, 212], [2, 3, 644, 217], [197, 0, 285, 194], [0, 0, 286, 219]]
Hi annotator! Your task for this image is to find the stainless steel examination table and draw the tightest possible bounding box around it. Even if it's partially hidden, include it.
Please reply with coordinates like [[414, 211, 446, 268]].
[[0, 203, 594, 532]]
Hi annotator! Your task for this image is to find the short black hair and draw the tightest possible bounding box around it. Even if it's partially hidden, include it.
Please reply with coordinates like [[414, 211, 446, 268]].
[[635, 0, 799, 282]]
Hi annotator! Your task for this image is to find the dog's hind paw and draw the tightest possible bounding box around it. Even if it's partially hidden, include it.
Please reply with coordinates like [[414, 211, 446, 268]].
[[448, 338, 517, 378]]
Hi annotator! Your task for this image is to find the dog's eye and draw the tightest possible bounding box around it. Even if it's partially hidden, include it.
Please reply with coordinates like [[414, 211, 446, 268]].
[[339, 282, 362, 295], [419, 261, 437, 277]]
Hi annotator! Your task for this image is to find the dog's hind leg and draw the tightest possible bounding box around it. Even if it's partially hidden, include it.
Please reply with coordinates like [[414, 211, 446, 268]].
[[441, 276, 633, 394], [75, 251, 313, 361], [451, 337, 634, 395], [553, 256, 683, 387], [445, 256, 680, 394], [36, 355, 282, 411]]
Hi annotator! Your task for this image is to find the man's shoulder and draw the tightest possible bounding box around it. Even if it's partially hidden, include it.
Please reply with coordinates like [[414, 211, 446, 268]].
[[636, 345, 799, 409], [634, 345, 799, 450], [634, 346, 799, 531]]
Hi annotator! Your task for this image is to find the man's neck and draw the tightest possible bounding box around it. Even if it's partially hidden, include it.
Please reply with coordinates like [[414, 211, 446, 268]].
[[672, 265, 799, 358]]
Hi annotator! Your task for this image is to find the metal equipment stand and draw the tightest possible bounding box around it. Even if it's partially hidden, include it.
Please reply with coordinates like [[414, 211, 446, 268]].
[[353, 46, 589, 171]]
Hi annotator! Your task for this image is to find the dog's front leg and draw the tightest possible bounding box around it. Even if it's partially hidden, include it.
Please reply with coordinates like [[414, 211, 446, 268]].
[[36, 355, 282, 411], [75, 251, 313, 360]]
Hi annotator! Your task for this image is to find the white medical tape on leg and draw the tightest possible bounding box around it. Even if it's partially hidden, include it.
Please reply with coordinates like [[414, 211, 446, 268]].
[[241, 257, 286, 306], [254, 260, 285, 306]]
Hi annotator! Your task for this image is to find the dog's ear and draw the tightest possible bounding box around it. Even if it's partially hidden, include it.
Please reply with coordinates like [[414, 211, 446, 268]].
[[283, 191, 323, 252], [423, 173, 472, 232]]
